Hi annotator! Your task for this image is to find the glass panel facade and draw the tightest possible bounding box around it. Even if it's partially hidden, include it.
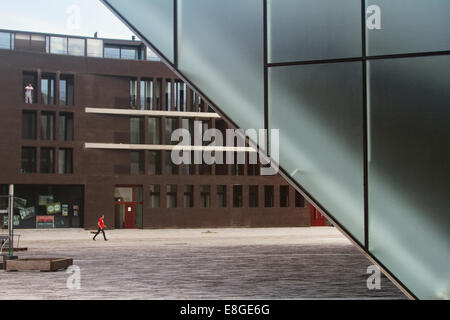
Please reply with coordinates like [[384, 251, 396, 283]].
[[178, 0, 264, 131], [268, 0, 361, 63], [87, 39, 103, 57], [50, 37, 68, 55], [107, 0, 174, 63], [0, 32, 11, 49], [68, 38, 85, 56], [269, 62, 364, 243], [366, 0, 450, 56], [368, 55, 450, 299], [104, 46, 120, 59]]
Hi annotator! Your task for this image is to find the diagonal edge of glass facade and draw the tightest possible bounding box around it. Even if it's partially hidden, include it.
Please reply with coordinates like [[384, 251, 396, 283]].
[[101, 0, 450, 300]]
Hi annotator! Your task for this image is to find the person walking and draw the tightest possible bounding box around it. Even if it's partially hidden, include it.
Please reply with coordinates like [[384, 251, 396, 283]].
[[93, 214, 108, 241], [25, 83, 34, 104]]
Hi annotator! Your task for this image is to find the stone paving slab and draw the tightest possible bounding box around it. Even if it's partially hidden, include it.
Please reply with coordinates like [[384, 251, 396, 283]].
[[0, 227, 406, 300]]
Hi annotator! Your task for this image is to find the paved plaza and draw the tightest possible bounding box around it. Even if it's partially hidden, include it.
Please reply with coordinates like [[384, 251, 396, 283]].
[[0, 227, 406, 300]]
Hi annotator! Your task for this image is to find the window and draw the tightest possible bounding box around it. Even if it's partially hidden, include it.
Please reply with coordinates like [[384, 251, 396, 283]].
[[41, 73, 56, 105], [200, 185, 211, 208], [166, 79, 172, 110], [232, 152, 245, 176], [146, 47, 160, 61], [68, 38, 85, 56], [40, 112, 55, 141], [14, 33, 30, 51], [22, 111, 37, 140], [141, 79, 153, 110], [198, 96, 205, 112], [104, 46, 120, 59], [249, 185, 258, 208], [148, 118, 161, 144], [190, 90, 196, 111], [0, 32, 12, 49], [21, 147, 36, 173], [148, 151, 162, 175], [60, 75, 74, 105], [184, 185, 194, 208], [130, 79, 137, 108], [264, 186, 274, 208], [149, 185, 160, 208], [87, 39, 103, 57], [130, 117, 144, 144], [155, 78, 162, 110], [175, 81, 186, 111], [23, 71, 37, 104], [58, 149, 73, 174], [40, 148, 55, 174], [165, 118, 179, 145], [30, 34, 46, 52], [233, 185, 243, 208], [180, 151, 194, 175], [120, 47, 137, 60], [280, 186, 290, 208], [217, 185, 227, 208], [59, 112, 74, 141], [130, 151, 144, 175], [165, 151, 178, 175], [295, 190, 305, 207], [248, 152, 259, 176], [166, 185, 177, 208], [50, 36, 68, 55]]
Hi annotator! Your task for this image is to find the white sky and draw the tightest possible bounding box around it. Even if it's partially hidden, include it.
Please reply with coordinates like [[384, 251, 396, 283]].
[[0, 0, 137, 40]]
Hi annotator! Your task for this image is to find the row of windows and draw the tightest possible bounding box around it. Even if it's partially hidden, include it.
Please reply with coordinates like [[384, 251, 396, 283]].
[[23, 71, 74, 106], [130, 78, 214, 112], [131, 150, 259, 176], [0, 31, 160, 61], [22, 111, 74, 141], [147, 184, 305, 209], [21, 147, 73, 174]]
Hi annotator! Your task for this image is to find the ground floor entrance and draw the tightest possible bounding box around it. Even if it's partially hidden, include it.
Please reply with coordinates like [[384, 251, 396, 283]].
[[114, 186, 143, 229]]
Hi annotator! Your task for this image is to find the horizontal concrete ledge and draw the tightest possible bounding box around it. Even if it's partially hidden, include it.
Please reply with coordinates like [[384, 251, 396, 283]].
[[84, 143, 257, 152], [85, 107, 221, 119]]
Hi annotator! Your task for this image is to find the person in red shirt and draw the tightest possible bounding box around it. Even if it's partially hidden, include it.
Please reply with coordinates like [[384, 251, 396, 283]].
[[93, 214, 108, 241]]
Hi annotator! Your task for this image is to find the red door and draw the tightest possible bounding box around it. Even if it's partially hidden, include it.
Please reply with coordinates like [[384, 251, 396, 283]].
[[310, 206, 327, 226], [124, 204, 135, 229]]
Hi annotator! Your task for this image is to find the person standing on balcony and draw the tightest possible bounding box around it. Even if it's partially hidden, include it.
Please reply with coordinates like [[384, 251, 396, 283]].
[[25, 83, 34, 104]]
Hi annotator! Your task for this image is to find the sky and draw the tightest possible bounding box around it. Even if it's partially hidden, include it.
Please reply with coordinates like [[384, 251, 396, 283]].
[[0, 0, 137, 40]]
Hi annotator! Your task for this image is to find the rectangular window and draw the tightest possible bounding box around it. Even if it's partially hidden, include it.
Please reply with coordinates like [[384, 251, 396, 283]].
[[165, 118, 178, 145], [184, 185, 194, 208], [40, 112, 55, 141], [130, 79, 137, 108], [200, 185, 211, 208], [217, 185, 227, 208], [249, 185, 258, 208], [0, 32, 12, 49], [87, 39, 103, 57], [41, 73, 56, 105], [180, 151, 194, 175], [60, 75, 74, 105], [68, 38, 85, 56], [264, 186, 274, 208], [156, 78, 162, 110], [198, 96, 205, 112], [166, 185, 177, 208], [175, 81, 186, 111], [50, 36, 68, 55], [165, 150, 178, 175], [120, 47, 137, 60], [295, 190, 305, 208], [23, 71, 37, 104], [40, 148, 55, 174], [280, 186, 290, 208], [149, 185, 160, 208], [30, 34, 46, 52], [21, 147, 36, 173], [104, 46, 120, 59], [58, 148, 73, 174], [14, 33, 30, 50], [248, 152, 259, 176], [22, 111, 37, 140], [59, 112, 74, 141], [130, 151, 144, 175], [140, 79, 153, 110], [148, 117, 161, 144], [190, 90, 196, 111], [233, 185, 243, 208], [166, 79, 172, 110], [232, 152, 245, 176], [130, 117, 144, 144], [148, 151, 162, 175]]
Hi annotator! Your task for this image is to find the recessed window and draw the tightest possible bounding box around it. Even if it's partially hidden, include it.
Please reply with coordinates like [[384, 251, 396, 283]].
[[249, 185, 258, 208], [280, 186, 290, 208], [149, 185, 160, 208], [130, 117, 144, 144], [21, 147, 36, 174], [141, 79, 153, 110], [233, 185, 243, 208], [59, 112, 74, 142], [166, 79, 172, 110], [22, 111, 37, 140], [60, 75, 74, 105], [40, 112, 55, 141], [87, 39, 103, 58], [184, 185, 194, 208], [148, 151, 162, 175], [41, 73, 56, 105], [295, 190, 305, 208], [217, 185, 227, 208], [264, 186, 274, 208], [58, 149, 73, 174], [148, 117, 161, 144], [165, 150, 178, 175], [50, 36, 68, 55], [68, 38, 85, 56], [200, 185, 211, 208], [166, 185, 177, 208], [40, 148, 55, 174], [130, 151, 144, 175]]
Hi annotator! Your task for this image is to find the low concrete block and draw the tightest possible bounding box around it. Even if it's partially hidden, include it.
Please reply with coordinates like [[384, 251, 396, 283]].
[[5, 258, 73, 272]]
